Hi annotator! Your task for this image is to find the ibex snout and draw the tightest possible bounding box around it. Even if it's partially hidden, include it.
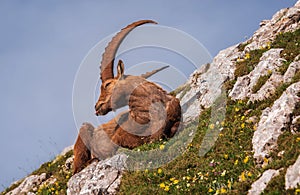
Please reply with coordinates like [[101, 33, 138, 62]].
[[95, 101, 112, 116]]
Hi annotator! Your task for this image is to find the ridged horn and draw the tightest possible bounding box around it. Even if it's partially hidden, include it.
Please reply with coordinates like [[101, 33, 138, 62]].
[[140, 66, 169, 79], [100, 20, 158, 81]]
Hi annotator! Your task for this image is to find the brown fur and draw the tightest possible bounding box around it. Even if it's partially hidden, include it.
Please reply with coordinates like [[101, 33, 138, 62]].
[[73, 123, 93, 174], [73, 82, 181, 173], [73, 20, 181, 174]]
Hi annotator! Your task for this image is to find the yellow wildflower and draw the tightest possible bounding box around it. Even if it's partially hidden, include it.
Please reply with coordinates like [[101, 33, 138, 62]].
[[266, 42, 271, 49], [144, 169, 148, 173], [243, 156, 249, 164], [235, 107, 240, 112], [170, 177, 175, 181], [221, 121, 225, 126], [159, 183, 165, 188], [215, 189, 220, 194], [247, 172, 253, 177], [241, 116, 245, 120], [208, 188, 214, 193], [234, 159, 239, 165], [159, 144, 165, 150], [295, 188, 300, 194], [164, 186, 170, 191], [51, 187, 55, 191], [253, 125, 257, 131], [209, 123, 215, 129], [55, 191, 59, 195], [238, 100, 243, 104], [245, 53, 250, 59], [157, 168, 163, 174], [296, 137, 300, 142], [224, 154, 229, 159], [239, 171, 246, 182], [221, 170, 226, 177], [66, 175, 69, 179], [267, 69, 272, 75], [186, 176, 191, 180], [173, 179, 179, 184], [237, 57, 244, 62], [241, 123, 245, 128], [220, 187, 227, 194]]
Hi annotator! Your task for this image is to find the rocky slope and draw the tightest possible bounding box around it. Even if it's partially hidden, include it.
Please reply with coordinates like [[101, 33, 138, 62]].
[[2, 1, 300, 194]]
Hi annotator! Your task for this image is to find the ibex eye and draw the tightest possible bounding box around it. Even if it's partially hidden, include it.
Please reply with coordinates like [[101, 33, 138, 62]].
[[104, 82, 111, 88]]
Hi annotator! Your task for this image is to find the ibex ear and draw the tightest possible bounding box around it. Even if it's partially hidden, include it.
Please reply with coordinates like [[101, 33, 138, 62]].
[[116, 60, 125, 80]]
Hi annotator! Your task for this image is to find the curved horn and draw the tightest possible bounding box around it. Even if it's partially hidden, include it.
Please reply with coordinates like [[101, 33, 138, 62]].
[[100, 20, 158, 81], [141, 65, 169, 79]]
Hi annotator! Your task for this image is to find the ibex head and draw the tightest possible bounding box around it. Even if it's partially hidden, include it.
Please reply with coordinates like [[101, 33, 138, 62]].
[[95, 20, 168, 116], [95, 59, 125, 115]]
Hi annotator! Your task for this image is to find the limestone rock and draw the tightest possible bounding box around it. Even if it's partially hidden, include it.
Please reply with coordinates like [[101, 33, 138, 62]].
[[291, 115, 300, 133], [245, 1, 300, 51], [284, 60, 300, 83], [252, 82, 300, 164], [67, 154, 127, 195], [6, 173, 47, 195], [248, 169, 280, 195], [178, 45, 240, 123], [64, 156, 74, 172], [285, 155, 300, 189], [229, 49, 284, 100]]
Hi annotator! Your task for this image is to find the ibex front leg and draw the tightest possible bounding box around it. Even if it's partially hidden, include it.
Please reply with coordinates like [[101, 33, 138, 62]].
[[73, 121, 120, 174], [73, 123, 94, 174]]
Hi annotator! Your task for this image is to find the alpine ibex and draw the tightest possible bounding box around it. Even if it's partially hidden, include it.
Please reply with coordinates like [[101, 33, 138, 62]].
[[73, 20, 181, 174]]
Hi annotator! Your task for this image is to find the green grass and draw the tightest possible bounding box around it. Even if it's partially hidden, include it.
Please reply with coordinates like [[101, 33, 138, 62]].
[[272, 28, 300, 64], [251, 73, 272, 93], [234, 49, 268, 78], [237, 42, 249, 52], [262, 130, 300, 194], [169, 84, 191, 99], [272, 28, 300, 76]]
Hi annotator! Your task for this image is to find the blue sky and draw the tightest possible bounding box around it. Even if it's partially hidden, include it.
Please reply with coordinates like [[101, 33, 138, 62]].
[[0, 0, 297, 191]]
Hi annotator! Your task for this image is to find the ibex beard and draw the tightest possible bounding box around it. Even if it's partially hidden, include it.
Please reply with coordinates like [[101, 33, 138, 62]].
[[73, 20, 182, 174]]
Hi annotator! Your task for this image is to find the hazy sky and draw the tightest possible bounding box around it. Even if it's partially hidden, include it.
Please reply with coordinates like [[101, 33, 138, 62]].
[[0, 0, 297, 191]]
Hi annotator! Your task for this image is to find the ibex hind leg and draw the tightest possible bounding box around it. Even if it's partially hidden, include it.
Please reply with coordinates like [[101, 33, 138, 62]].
[[73, 123, 95, 174]]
